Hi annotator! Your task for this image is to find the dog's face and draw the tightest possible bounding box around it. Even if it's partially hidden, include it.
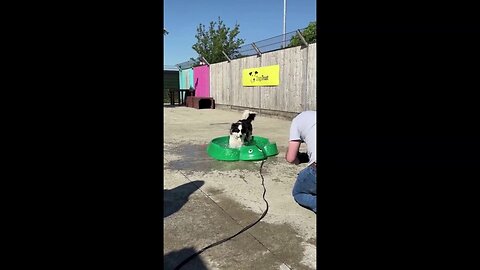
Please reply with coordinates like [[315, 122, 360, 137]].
[[230, 122, 243, 138]]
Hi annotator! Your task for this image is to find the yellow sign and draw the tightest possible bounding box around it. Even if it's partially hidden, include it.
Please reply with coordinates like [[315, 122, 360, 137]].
[[242, 65, 280, 86]]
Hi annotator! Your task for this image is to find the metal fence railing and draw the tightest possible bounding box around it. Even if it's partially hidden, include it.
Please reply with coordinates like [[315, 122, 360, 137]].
[[228, 27, 314, 60], [175, 27, 316, 68]]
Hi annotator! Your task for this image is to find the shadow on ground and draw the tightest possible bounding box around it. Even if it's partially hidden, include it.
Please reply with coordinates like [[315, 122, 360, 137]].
[[164, 247, 208, 270], [164, 180, 205, 218], [164, 180, 207, 269], [163, 104, 186, 108]]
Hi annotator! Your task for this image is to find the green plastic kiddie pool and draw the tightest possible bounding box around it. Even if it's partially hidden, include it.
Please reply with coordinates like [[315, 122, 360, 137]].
[[207, 136, 279, 161]]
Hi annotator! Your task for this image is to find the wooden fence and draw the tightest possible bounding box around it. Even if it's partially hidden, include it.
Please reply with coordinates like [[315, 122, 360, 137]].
[[210, 43, 316, 115]]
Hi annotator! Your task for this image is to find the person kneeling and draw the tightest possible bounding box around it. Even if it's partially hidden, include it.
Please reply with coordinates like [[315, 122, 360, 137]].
[[285, 111, 316, 213]]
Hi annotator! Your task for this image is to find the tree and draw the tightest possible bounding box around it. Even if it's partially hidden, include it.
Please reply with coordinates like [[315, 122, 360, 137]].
[[191, 17, 245, 65], [288, 21, 316, 47]]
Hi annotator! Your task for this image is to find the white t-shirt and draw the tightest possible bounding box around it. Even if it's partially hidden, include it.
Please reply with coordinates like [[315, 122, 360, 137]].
[[289, 111, 316, 166]]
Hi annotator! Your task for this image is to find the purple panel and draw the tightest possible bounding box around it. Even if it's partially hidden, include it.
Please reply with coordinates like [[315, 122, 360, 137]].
[[193, 65, 210, 97]]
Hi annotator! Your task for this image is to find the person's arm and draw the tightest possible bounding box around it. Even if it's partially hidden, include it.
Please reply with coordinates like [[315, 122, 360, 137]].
[[285, 140, 302, 164]]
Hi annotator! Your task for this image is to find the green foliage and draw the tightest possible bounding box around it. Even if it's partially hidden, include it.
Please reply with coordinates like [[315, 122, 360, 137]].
[[192, 17, 245, 65], [288, 21, 316, 47]]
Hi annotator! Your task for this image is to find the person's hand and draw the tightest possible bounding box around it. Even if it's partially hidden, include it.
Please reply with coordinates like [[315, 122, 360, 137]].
[[297, 152, 309, 164]]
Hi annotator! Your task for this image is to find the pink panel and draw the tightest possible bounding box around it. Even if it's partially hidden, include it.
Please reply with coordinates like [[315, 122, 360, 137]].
[[193, 65, 210, 97]]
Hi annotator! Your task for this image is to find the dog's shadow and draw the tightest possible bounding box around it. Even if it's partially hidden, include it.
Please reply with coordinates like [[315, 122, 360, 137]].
[[164, 180, 204, 218]]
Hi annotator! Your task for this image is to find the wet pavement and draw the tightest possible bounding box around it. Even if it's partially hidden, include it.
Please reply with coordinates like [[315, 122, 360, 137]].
[[164, 107, 316, 270]]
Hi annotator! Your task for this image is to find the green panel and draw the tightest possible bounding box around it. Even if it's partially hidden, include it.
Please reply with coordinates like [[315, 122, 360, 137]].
[[164, 70, 179, 89], [164, 70, 179, 102]]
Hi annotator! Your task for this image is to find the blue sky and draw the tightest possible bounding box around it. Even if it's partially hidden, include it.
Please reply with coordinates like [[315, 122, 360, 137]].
[[164, 0, 316, 66]]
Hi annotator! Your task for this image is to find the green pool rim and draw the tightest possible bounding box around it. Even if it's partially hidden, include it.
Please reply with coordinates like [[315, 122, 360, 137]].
[[206, 135, 279, 161]]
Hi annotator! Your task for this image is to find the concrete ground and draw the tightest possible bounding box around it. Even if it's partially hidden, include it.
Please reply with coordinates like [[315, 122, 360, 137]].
[[164, 106, 316, 270]]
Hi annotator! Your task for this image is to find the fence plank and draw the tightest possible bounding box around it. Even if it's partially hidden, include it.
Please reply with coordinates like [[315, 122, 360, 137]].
[[307, 43, 317, 111]]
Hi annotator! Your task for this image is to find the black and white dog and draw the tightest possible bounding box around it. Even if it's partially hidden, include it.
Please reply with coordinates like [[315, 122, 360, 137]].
[[229, 110, 257, 148]]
